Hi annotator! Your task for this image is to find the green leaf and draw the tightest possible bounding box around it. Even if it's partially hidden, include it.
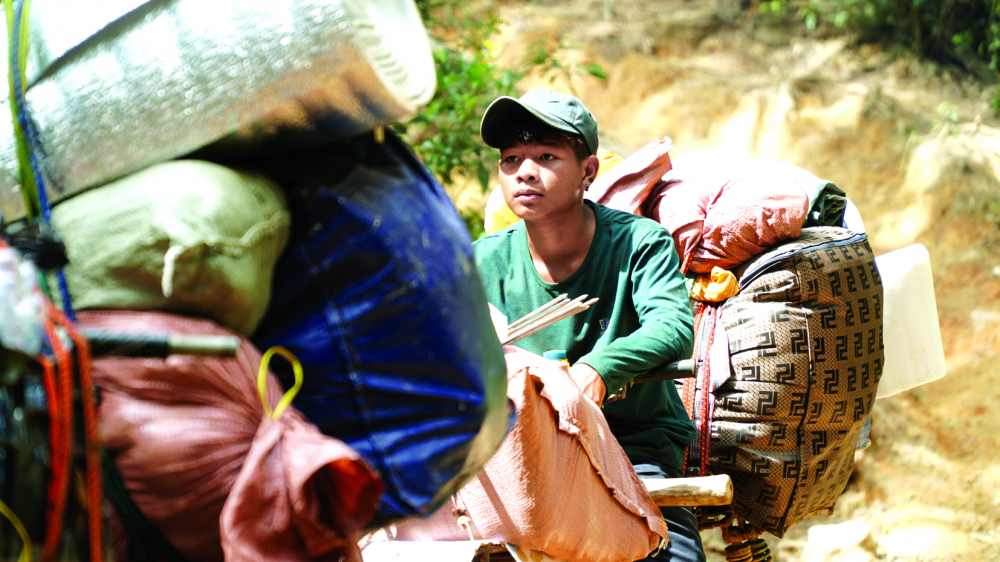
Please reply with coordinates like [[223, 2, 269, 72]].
[[584, 61, 608, 81], [804, 12, 817, 31], [477, 165, 490, 192]]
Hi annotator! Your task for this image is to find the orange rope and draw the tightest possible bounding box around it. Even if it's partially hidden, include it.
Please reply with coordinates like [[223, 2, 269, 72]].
[[37, 355, 64, 551], [49, 303, 103, 562], [0, 240, 65, 556], [2, 238, 102, 559], [40, 316, 72, 561]]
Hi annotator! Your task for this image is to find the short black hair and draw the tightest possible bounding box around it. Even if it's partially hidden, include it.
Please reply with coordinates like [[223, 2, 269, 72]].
[[494, 114, 592, 163]]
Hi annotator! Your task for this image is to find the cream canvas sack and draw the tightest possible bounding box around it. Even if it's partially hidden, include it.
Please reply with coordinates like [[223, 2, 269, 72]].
[[52, 160, 290, 335]]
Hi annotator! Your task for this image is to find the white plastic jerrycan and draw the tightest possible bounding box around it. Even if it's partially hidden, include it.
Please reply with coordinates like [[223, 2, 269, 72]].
[[874, 243, 947, 398]]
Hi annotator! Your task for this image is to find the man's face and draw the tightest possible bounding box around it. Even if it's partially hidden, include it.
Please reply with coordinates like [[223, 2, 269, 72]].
[[498, 140, 591, 222]]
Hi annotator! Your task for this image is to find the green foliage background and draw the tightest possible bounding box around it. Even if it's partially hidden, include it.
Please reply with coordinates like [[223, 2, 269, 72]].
[[758, 0, 1000, 106], [399, 1, 606, 239], [400, 2, 519, 196]]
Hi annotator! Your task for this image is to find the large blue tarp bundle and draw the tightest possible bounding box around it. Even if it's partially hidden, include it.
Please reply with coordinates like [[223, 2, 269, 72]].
[[250, 130, 510, 526]]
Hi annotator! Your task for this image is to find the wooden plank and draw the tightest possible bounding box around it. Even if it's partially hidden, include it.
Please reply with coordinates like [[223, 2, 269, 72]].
[[644, 474, 733, 507]]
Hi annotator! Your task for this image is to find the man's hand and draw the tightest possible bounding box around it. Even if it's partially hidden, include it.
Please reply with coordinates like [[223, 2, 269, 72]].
[[569, 363, 607, 406]]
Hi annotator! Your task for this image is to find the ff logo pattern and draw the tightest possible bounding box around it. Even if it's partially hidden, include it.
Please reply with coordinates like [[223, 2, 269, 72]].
[[686, 228, 884, 536]]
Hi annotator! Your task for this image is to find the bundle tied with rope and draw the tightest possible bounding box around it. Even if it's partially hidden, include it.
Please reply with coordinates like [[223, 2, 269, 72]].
[[0, 5, 381, 556], [1, 0, 475, 560]]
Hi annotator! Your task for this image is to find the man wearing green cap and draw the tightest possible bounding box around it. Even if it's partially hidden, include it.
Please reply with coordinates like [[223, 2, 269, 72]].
[[473, 88, 705, 562]]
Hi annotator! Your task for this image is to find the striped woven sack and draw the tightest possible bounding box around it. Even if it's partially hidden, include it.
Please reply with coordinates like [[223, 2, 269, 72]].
[[681, 226, 884, 536]]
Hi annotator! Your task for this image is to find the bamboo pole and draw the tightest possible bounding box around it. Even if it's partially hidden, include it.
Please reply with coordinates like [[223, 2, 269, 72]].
[[644, 474, 733, 507]]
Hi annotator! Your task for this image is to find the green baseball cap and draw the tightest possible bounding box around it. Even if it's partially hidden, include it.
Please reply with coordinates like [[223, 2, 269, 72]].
[[480, 88, 599, 155]]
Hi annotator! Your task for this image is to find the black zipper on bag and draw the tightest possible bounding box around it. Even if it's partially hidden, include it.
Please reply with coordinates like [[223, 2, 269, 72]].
[[738, 231, 869, 289]]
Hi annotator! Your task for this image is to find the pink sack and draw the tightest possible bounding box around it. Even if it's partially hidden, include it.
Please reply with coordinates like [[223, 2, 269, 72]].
[[383, 347, 668, 562], [652, 151, 812, 274], [588, 145, 814, 275], [586, 138, 673, 217], [82, 311, 382, 562]]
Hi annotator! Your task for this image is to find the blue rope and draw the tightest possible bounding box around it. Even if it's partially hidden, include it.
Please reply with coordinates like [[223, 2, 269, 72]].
[[10, 0, 75, 320], [56, 271, 75, 321], [11, 0, 47, 221]]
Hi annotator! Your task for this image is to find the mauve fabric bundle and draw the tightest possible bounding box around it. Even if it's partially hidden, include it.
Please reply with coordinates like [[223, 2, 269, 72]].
[[83, 310, 381, 562]]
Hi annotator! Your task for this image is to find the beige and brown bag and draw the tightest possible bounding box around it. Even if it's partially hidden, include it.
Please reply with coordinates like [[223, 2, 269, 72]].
[[682, 227, 884, 536]]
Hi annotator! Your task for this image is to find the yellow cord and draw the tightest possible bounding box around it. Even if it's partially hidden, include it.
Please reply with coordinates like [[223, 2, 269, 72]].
[[0, 497, 32, 562], [3, 0, 40, 220], [257, 346, 303, 420]]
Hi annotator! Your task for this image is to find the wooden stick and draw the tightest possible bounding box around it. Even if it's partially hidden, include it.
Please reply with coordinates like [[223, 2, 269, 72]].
[[643, 474, 733, 507], [505, 298, 585, 341], [510, 295, 586, 332], [83, 330, 240, 358], [507, 294, 568, 331], [503, 295, 592, 344], [503, 305, 592, 344]]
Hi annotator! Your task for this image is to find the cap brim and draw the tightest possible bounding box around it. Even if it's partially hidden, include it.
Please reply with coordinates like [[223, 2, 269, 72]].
[[480, 96, 582, 149]]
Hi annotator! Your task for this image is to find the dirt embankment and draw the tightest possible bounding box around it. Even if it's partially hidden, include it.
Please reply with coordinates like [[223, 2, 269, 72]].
[[484, 1, 1000, 560]]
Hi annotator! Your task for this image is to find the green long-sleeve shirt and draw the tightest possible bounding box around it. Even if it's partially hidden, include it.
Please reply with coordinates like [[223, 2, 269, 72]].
[[473, 201, 695, 474]]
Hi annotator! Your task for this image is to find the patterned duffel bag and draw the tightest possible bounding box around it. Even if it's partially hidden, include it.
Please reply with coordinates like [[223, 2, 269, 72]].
[[682, 226, 884, 536]]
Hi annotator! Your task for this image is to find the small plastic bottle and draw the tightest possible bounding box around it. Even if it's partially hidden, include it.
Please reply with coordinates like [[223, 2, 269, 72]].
[[543, 349, 569, 365]]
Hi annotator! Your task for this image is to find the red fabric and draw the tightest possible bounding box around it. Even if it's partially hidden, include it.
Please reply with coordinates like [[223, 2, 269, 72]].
[[384, 347, 667, 562], [82, 310, 381, 562]]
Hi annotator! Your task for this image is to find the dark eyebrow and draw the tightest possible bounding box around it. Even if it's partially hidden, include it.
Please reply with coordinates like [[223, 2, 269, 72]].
[[506, 139, 567, 150], [535, 139, 567, 148]]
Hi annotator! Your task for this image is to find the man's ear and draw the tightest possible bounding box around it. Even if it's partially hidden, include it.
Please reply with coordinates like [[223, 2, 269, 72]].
[[582, 154, 600, 187]]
